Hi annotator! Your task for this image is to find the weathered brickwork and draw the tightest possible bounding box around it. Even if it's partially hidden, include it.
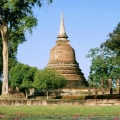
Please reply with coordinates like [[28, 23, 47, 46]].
[[0, 99, 120, 106]]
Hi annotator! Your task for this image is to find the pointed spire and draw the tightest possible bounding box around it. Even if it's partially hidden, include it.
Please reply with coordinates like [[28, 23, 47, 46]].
[[57, 12, 68, 39]]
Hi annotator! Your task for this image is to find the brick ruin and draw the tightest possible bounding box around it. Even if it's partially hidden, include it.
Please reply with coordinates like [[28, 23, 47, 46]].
[[47, 13, 87, 88]]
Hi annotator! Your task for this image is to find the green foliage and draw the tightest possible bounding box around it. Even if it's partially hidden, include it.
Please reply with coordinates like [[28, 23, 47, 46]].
[[87, 45, 120, 87], [33, 67, 67, 91], [0, 0, 52, 28], [103, 22, 120, 65], [21, 66, 38, 89], [9, 63, 38, 91], [105, 23, 120, 53]]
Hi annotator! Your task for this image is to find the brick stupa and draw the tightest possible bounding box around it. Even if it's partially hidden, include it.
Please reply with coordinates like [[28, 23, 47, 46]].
[[47, 13, 87, 88]]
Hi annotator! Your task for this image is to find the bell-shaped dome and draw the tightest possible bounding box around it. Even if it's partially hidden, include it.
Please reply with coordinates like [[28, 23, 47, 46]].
[[48, 40, 77, 64]]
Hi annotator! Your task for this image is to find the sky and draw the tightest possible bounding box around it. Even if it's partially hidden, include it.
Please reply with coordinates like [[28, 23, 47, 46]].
[[17, 0, 120, 80]]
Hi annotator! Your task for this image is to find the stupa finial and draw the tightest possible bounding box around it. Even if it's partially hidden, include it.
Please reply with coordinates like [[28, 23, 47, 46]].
[[57, 12, 68, 39]]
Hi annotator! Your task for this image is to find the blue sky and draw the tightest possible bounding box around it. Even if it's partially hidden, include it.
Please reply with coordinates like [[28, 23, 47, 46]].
[[17, 0, 120, 80]]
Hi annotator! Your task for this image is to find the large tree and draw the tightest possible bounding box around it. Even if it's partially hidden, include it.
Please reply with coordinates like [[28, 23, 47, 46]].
[[0, 0, 52, 95], [9, 63, 38, 98], [33, 68, 67, 99]]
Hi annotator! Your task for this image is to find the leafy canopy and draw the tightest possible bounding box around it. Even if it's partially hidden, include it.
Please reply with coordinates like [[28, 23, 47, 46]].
[[103, 22, 120, 65], [33, 67, 67, 90], [104, 23, 120, 54], [9, 63, 38, 90], [87, 45, 119, 87]]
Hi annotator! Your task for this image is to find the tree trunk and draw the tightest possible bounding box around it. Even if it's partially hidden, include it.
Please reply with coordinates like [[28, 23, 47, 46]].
[[1, 23, 9, 95], [47, 90, 49, 99], [25, 89, 28, 99]]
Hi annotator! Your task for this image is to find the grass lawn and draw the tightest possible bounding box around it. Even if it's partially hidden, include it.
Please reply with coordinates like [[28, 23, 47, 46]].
[[0, 105, 120, 119]]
